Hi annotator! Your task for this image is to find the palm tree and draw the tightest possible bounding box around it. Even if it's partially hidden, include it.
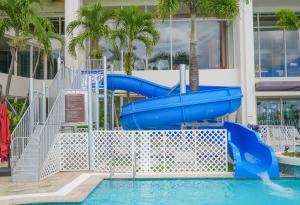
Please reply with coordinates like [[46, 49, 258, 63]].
[[18, 16, 64, 117], [157, 0, 239, 91], [112, 6, 159, 75], [276, 9, 300, 31], [0, 0, 41, 100], [276, 9, 300, 77], [67, 3, 112, 61], [31, 16, 64, 79]]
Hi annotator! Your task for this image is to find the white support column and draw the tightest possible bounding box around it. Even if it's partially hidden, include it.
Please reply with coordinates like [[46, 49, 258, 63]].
[[103, 56, 108, 130], [30, 45, 33, 77], [42, 81, 46, 123], [88, 76, 93, 169], [233, 0, 257, 125], [65, 0, 85, 69], [180, 64, 186, 94]]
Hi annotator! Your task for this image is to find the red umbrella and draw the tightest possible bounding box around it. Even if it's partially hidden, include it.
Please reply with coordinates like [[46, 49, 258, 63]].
[[0, 102, 11, 162]]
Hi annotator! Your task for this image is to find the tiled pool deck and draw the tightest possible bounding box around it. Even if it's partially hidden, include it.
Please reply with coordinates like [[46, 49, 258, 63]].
[[0, 172, 233, 205], [0, 172, 103, 205]]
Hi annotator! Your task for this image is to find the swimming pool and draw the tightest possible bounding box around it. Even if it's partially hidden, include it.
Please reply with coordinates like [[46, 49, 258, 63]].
[[32, 178, 300, 205]]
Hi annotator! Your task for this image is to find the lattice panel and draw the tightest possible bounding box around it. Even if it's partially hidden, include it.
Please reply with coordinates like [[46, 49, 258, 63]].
[[60, 133, 89, 171], [259, 125, 296, 152], [40, 135, 60, 180], [92, 129, 228, 174], [92, 131, 134, 173]]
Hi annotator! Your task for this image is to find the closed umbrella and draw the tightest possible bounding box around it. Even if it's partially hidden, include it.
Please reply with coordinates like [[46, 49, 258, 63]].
[[0, 103, 11, 162]]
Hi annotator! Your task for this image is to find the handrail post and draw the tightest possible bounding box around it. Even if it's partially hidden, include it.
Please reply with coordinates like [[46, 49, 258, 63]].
[[88, 76, 93, 170], [95, 79, 99, 130], [42, 82, 46, 123], [103, 56, 108, 130]]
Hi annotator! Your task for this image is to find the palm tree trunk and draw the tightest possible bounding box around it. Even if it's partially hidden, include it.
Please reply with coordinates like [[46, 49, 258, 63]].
[[189, 12, 199, 92], [32, 49, 41, 78], [4, 47, 17, 99]]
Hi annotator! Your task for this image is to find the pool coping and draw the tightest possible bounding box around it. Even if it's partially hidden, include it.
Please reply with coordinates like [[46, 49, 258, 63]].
[[0, 172, 233, 205], [277, 153, 300, 166]]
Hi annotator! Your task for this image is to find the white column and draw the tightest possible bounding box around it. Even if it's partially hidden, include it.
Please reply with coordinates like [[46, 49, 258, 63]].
[[233, 0, 257, 125], [29, 45, 33, 77], [65, 0, 85, 69]]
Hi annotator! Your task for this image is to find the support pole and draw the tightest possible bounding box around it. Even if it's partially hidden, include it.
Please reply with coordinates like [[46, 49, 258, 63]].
[[121, 50, 124, 71], [29, 45, 33, 77], [110, 64, 114, 130], [42, 81, 46, 123], [29, 77, 34, 135], [180, 64, 186, 130], [95, 79, 99, 130], [180, 64, 186, 94], [103, 56, 108, 130], [88, 76, 93, 169], [29, 78, 34, 104], [57, 56, 61, 70]]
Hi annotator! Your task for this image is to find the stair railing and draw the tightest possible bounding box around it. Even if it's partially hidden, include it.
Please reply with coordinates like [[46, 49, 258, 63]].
[[10, 93, 41, 169]]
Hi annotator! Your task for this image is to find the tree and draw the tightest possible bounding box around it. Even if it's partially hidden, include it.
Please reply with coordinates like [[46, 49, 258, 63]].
[[18, 16, 64, 117], [31, 16, 64, 79], [67, 3, 112, 60], [112, 6, 159, 75], [0, 0, 41, 100], [157, 0, 239, 91], [276, 9, 300, 76], [276, 9, 300, 31]]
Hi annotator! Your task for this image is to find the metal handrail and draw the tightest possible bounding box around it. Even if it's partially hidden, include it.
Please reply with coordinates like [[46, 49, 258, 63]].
[[38, 92, 64, 176], [10, 93, 41, 169]]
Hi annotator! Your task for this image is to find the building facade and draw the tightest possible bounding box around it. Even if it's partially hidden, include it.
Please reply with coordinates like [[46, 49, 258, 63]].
[[1, 0, 300, 128]]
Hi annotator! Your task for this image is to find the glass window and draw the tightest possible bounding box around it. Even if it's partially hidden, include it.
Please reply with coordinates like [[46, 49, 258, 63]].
[[49, 17, 60, 34], [17, 47, 30, 77], [198, 21, 221, 69], [149, 21, 171, 70], [257, 98, 300, 130], [259, 15, 279, 27], [254, 28, 260, 77], [257, 99, 281, 125], [47, 50, 59, 79], [259, 27, 285, 77], [60, 17, 65, 35], [254, 13, 300, 77], [0, 38, 11, 74], [283, 100, 300, 129], [172, 19, 190, 70], [286, 31, 300, 77]]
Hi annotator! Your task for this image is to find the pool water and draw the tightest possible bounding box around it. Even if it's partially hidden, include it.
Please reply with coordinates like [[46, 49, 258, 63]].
[[33, 178, 300, 205]]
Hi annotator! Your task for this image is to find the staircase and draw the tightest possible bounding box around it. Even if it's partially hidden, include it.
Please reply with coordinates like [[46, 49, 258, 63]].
[[11, 126, 43, 182], [10, 64, 80, 182]]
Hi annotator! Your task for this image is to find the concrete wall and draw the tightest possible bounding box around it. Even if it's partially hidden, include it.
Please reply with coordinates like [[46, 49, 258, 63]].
[[253, 0, 300, 12], [126, 69, 241, 87], [0, 73, 52, 98]]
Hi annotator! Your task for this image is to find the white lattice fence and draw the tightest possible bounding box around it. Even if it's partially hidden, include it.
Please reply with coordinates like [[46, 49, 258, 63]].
[[40, 129, 228, 179], [259, 125, 297, 152], [40, 136, 60, 180], [60, 132, 89, 171], [92, 129, 228, 174]]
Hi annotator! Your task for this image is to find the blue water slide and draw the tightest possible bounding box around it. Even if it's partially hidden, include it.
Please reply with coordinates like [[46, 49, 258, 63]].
[[224, 122, 279, 178], [106, 74, 279, 177]]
